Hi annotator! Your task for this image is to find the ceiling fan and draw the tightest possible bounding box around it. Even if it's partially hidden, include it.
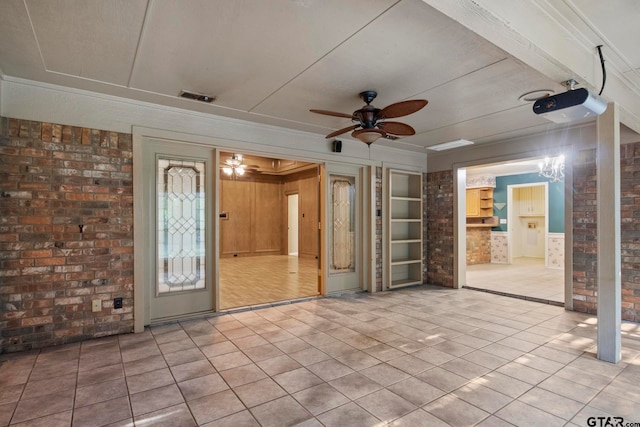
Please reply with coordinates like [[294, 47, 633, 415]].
[[220, 154, 259, 178], [310, 90, 428, 145]]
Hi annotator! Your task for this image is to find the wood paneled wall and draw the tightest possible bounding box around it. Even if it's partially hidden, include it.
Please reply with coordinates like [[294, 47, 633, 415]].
[[220, 167, 319, 259], [284, 169, 319, 259]]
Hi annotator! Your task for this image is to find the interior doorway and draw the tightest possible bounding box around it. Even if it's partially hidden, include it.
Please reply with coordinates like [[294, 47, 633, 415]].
[[461, 158, 566, 304], [288, 194, 299, 256], [218, 152, 320, 309]]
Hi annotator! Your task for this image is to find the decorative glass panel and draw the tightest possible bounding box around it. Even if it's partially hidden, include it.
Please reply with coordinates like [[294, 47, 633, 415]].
[[157, 158, 206, 294], [330, 175, 355, 274]]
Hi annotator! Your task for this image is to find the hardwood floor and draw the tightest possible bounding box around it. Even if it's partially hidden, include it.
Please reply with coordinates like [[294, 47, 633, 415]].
[[219, 255, 318, 309]]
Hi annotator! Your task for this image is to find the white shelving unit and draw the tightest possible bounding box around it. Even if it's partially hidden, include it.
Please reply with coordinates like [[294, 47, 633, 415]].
[[387, 170, 423, 289]]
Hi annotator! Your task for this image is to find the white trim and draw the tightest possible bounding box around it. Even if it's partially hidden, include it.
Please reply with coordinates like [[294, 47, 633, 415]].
[[0, 77, 427, 169]]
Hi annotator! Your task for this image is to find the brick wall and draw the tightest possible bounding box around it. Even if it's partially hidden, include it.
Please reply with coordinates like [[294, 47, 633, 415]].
[[0, 117, 134, 353], [425, 170, 454, 287], [572, 149, 598, 314], [466, 227, 491, 265], [620, 143, 640, 322]]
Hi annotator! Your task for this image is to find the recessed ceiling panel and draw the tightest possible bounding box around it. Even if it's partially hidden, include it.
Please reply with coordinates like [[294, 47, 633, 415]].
[[252, 0, 508, 127], [0, 0, 47, 78], [129, 0, 397, 110], [402, 59, 564, 133], [416, 104, 553, 149], [25, 0, 148, 85]]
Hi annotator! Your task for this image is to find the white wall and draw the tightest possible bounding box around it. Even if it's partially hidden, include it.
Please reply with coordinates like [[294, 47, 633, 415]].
[[0, 77, 427, 170]]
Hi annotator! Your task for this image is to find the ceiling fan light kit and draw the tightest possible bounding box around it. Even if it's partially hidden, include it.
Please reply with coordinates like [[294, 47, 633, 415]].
[[311, 90, 428, 145]]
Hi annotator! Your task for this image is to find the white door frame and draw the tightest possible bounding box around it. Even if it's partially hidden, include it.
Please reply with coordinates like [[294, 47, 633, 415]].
[[287, 194, 299, 256], [507, 182, 549, 266]]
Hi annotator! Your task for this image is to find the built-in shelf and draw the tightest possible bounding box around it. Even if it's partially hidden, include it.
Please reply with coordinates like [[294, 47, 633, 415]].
[[387, 170, 423, 289]]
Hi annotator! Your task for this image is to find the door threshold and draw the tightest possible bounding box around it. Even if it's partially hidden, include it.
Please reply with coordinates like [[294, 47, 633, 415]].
[[148, 295, 324, 327]]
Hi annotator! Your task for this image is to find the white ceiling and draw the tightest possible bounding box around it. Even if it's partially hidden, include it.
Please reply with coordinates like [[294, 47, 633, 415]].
[[1, 0, 639, 152]]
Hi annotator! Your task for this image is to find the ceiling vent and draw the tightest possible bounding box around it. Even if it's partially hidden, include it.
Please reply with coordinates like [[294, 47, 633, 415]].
[[179, 90, 216, 103]]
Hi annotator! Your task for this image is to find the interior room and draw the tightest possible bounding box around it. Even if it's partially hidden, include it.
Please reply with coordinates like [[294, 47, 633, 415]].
[[464, 159, 565, 304], [218, 152, 319, 309], [1, 1, 640, 426]]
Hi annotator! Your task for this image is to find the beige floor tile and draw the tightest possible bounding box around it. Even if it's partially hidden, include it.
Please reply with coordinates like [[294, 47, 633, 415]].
[[411, 347, 457, 366], [72, 396, 131, 427], [387, 377, 445, 406], [518, 387, 584, 420], [473, 372, 532, 399], [241, 343, 285, 363], [130, 383, 184, 416], [219, 363, 267, 388], [75, 378, 128, 408], [317, 402, 381, 427], [0, 402, 16, 427], [164, 348, 206, 367], [123, 354, 166, 377], [495, 400, 565, 427], [170, 358, 216, 382], [209, 351, 253, 371], [77, 363, 124, 387], [454, 382, 512, 414], [199, 340, 238, 358], [440, 358, 491, 380], [386, 354, 435, 375], [272, 367, 323, 394], [233, 377, 287, 408], [126, 367, 174, 394], [584, 392, 640, 420], [359, 363, 410, 386], [537, 375, 600, 403], [417, 366, 470, 392], [306, 358, 354, 381], [0, 384, 24, 406], [292, 383, 349, 415], [475, 415, 516, 427], [356, 388, 416, 422], [133, 402, 196, 427], [389, 408, 451, 427], [199, 409, 259, 427], [11, 388, 74, 424], [496, 361, 550, 385], [461, 350, 509, 370], [178, 373, 229, 401], [328, 372, 382, 400], [289, 347, 331, 366], [188, 389, 246, 425], [424, 394, 490, 426], [249, 395, 313, 427], [335, 350, 380, 370], [256, 354, 302, 376], [10, 410, 72, 427]]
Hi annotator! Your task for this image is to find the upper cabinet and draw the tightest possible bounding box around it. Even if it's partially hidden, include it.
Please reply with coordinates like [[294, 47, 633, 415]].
[[466, 187, 493, 218], [515, 185, 545, 216]]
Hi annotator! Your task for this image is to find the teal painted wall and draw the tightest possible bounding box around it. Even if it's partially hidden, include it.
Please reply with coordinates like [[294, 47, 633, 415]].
[[491, 172, 564, 233]]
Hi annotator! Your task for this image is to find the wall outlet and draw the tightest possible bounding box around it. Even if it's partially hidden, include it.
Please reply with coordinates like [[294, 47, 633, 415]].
[[113, 297, 123, 309], [500, 219, 507, 224], [92, 299, 102, 312]]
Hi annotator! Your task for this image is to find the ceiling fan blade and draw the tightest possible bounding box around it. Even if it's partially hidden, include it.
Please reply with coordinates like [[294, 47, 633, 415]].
[[310, 109, 353, 119], [378, 121, 416, 136], [325, 124, 359, 139], [379, 100, 428, 119]]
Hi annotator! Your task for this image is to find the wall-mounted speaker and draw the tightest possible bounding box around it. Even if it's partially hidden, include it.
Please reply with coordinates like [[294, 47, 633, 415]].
[[332, 140, 342, 153]]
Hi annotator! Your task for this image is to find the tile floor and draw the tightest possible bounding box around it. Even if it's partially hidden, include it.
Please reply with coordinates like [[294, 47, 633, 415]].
[[466, 257, 565, 304], [1, 286, 640, 427]]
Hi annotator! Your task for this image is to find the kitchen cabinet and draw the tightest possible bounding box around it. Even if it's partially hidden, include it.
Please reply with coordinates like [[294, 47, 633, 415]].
[[466, 187, 493, 218], [516, 185, 545, 216]]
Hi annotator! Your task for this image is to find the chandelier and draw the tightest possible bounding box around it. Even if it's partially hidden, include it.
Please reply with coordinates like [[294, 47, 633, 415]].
[[222, 154, 246, 177], [538, 155, 564, 182]]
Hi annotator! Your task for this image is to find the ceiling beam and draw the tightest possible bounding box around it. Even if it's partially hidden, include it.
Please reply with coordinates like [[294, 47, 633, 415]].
[[421, 0, 640, 135]]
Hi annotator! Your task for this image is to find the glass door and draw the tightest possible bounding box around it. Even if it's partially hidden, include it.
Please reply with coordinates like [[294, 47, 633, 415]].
[[323, 164, 362, 294], [142, 140, 215, 322]]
